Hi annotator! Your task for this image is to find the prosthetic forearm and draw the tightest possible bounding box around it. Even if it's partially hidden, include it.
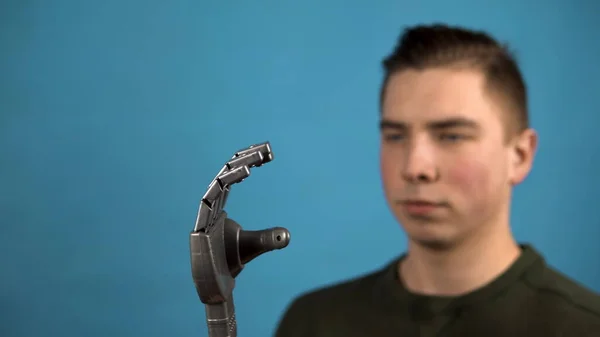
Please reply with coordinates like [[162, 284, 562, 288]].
[[189, 142, 291, 337]]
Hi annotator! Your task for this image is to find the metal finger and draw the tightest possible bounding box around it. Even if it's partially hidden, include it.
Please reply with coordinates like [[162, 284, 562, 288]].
[[226, 150, 264, 170], [193, 199, 213, 233], [206, 161, 235, 216], [211, 164, 229, 186], [202, 155, 256, 227], [233, 142, 274, 164], [213, 165, 251, 212], [230, 143, 263, 158], [193, 144, 269, 234], [202, 179, 224, 209], [211, 165, 251, 216], [234, 142, 273, 163], [221, 144, 272, 210], [211, 184, 228, 224], [195, 163, 247, 233], [229, 145, 254, 160], [216, 151, 261, 211], [193, 178, 224, 232], [218, 165, 251, 187]]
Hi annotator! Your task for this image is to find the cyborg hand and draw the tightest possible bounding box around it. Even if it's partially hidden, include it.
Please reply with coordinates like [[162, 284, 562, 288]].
[[189, 142, 291, 337]]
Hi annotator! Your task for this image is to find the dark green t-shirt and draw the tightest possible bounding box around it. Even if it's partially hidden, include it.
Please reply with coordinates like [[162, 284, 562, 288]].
[[274, 245, 600, 337]]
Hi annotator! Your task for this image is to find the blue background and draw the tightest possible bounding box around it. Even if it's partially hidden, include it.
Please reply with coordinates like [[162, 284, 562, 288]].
[[2, 1, 599, 336]]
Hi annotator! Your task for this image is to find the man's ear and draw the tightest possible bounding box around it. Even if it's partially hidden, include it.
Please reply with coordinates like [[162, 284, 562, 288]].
[[509, 128, 538, 185]]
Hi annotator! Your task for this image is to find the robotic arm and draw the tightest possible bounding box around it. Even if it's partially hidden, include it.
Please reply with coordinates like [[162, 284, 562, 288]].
[[189, 142, 291, 337]]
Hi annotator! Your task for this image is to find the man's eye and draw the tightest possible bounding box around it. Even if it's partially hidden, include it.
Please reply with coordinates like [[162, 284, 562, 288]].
[[384, 134, 405, 142], [439, 133, 465, 142]]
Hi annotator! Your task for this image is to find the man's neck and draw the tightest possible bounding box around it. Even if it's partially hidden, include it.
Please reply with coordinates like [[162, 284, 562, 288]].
[[399, 223, 521, 297]]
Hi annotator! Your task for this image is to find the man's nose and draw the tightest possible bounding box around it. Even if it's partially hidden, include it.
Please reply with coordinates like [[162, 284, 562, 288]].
[[401, 142, 439, 184]]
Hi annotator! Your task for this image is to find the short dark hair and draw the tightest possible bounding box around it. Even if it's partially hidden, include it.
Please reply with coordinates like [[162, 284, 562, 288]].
[[380, 23, 529, 137]]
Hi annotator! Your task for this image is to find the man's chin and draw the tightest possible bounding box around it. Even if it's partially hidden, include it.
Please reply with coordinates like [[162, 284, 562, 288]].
[[411, 237, 456, 251], [400, 221, 460, 251]]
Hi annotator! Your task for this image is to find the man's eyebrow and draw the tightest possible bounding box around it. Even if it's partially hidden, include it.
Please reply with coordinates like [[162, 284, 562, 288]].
[[379, 117, 479, 131], [379, 120, 407, 131], [426, 117, 480, 130]]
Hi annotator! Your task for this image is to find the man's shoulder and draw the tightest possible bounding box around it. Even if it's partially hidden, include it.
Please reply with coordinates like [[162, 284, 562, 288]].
[[290, 264, 386, 310], [523, 261, 600, 331], [527, 263, 600, 312], [274, 263, 390, 337]]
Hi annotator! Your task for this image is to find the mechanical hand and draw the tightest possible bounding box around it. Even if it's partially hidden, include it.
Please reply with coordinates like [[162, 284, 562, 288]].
[[190, 142, 291, 337]]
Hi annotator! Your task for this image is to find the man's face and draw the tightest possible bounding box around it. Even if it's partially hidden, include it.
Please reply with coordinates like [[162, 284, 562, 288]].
[[380, 67, 535, 249]]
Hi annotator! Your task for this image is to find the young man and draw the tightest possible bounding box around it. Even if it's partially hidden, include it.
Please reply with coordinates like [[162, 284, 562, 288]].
[[274, 24, 600, 337]]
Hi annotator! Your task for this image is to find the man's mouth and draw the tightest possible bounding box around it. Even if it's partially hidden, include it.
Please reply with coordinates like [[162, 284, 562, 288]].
[[398, 199, 446, 215]]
